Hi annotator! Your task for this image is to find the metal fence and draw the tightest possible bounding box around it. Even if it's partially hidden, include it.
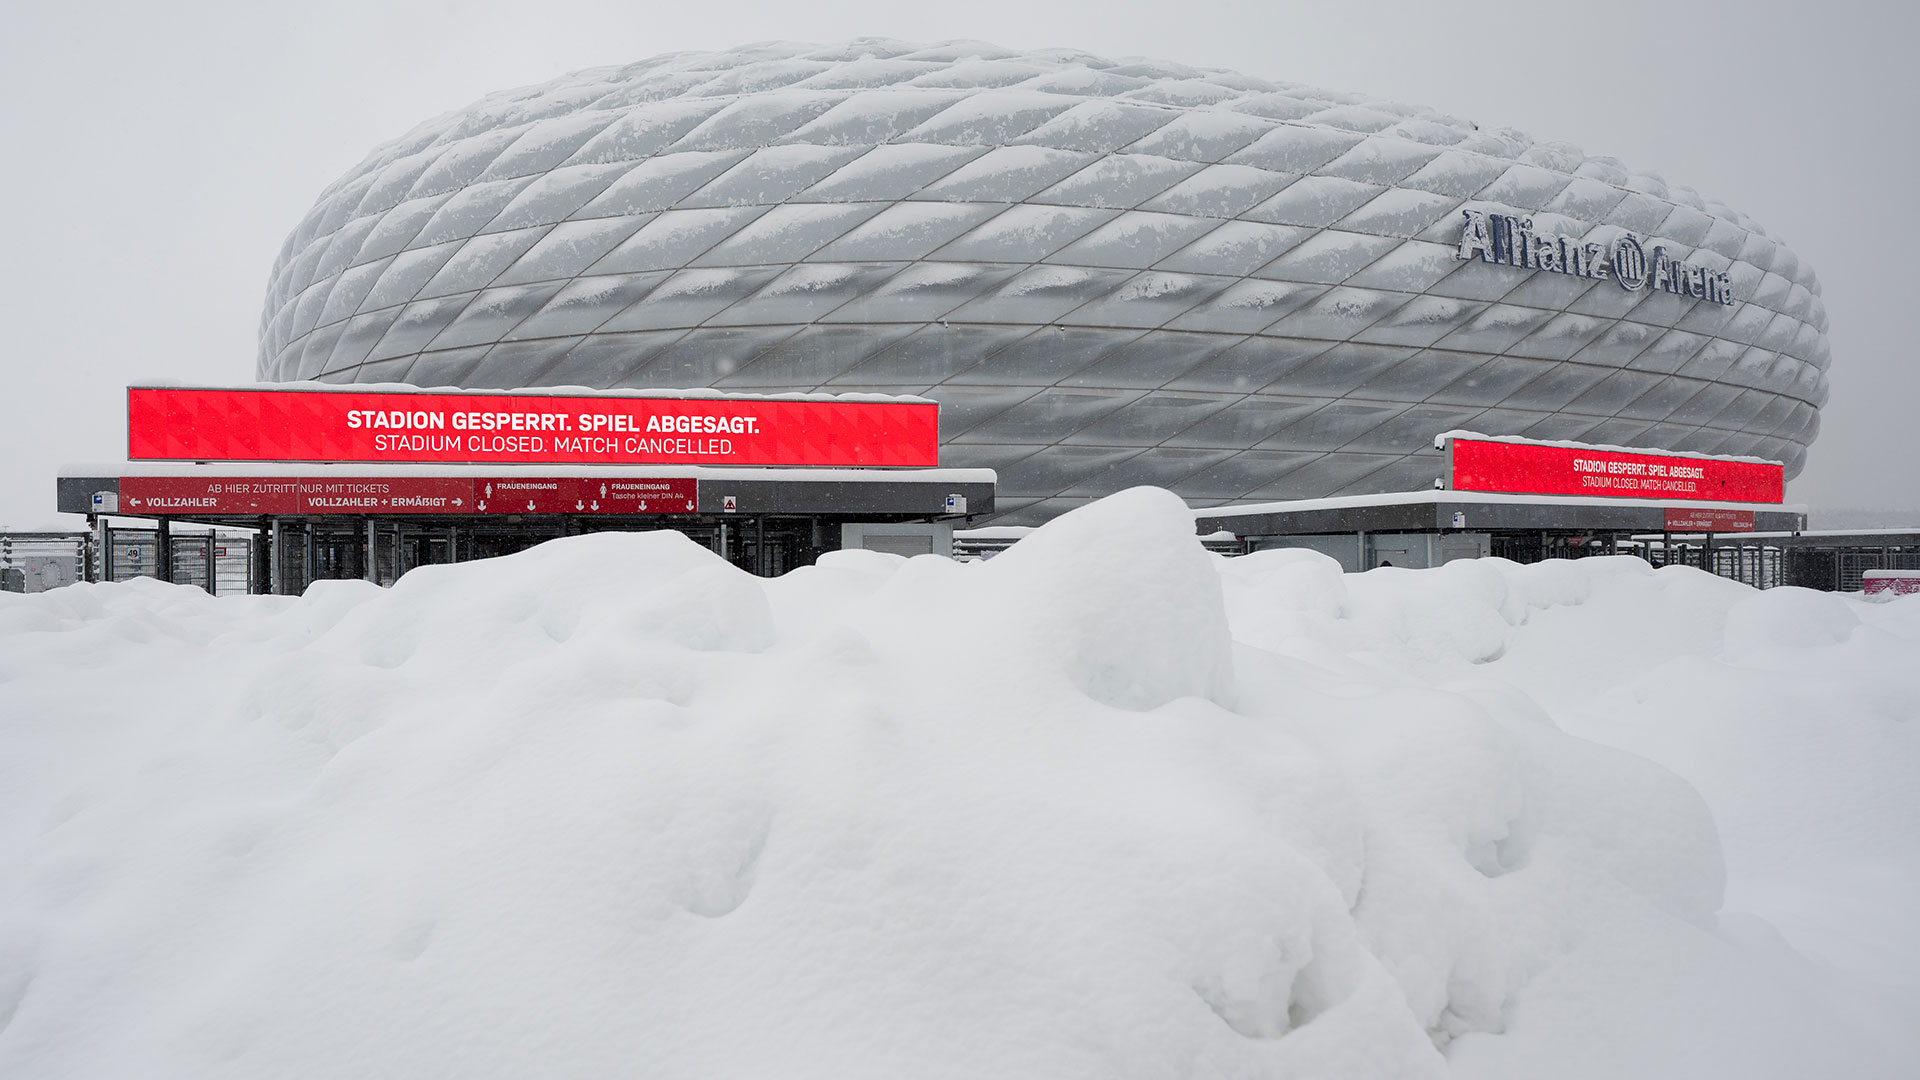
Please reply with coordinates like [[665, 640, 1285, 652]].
[[0, 533, 88, 593], [1708, 544, 1784, 589], [98, 527, 255, 595], [1, 528, 256, 595], [1836, 550, 1920, 593]]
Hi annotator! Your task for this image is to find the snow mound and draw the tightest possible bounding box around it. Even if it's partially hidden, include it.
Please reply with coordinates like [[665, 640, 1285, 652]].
[[1, 491, 1915, 1079], [1721, 585, 1860, 658], [972, 486, 1235, 710]]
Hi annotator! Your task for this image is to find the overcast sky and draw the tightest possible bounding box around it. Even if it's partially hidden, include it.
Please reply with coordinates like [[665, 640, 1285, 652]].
[[1, 0, 1913, 528]]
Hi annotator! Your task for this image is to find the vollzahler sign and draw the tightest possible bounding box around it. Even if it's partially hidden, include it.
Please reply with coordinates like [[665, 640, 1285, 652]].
[[1456, 208, 1736, 306]]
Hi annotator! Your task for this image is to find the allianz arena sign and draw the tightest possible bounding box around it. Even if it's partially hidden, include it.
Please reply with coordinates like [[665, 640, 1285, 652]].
[[1457, 209, 1737, 306]]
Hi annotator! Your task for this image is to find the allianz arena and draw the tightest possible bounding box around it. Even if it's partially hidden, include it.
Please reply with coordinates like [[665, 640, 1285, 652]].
[[259, 40, 1829, 524]]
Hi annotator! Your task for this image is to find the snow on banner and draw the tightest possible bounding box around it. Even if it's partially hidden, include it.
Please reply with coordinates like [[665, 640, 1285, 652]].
[[1447, 437, 1783, 503], [126, 387, 938, 467]]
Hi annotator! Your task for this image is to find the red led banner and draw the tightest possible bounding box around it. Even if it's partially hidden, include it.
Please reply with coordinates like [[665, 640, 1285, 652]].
[[127, 387, 938, 467], [1448, 438, 1783, 503], [119, 476, 698, 516], [1863, 573, 1920, 599]]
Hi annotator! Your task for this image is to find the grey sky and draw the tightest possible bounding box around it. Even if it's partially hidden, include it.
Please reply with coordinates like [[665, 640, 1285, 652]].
[[2, 0, 1913, 527]]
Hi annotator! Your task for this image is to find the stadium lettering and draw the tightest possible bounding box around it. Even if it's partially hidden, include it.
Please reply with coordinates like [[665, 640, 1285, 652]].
[[374, 434, 460, 452], [643, 414, 759, 434], [1457, 209, 1735, 306], [346, 410, 446, 429]]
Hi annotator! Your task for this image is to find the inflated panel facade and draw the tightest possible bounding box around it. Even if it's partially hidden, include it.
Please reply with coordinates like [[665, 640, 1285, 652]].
[[259, 40, 1829, 523]]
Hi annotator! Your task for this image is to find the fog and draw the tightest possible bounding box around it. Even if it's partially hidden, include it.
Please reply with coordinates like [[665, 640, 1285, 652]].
[[1, 0, 1912, 528]]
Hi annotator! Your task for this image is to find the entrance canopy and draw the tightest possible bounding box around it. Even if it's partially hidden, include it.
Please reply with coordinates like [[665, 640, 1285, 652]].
[[60, 384, 991, 589], [60, 463, 995, 590], [1195, 489, 1809, 575], [60, 463, 993, 523], [1195, 489, 1808, 539]]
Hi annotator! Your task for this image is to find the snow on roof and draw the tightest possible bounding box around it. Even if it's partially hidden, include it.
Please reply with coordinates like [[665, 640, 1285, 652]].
[[61, 462, 996, 484], [1742, 528, 1920, 539], [1195, 488, 1807, 518], [1433, 430, 1784, 468], [127, 381, 936, 406]]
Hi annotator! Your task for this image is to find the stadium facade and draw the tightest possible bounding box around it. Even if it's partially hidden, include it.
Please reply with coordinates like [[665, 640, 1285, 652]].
[[259, 40, 1828, 525]]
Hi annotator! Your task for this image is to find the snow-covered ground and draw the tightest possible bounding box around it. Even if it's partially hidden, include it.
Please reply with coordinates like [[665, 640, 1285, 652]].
[[1, 488, 1915, 1078]]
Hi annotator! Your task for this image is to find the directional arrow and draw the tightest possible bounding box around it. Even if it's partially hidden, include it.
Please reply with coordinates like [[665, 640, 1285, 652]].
[[477, 500, 487, 511], [685, 499, 694, 510], [590, 500, 599, 510], [527, 500, 535, 511], [637, 500, 646, 511], [575, 500, 585, 510], [451, 497, 463, 507], [128, 497, 142, 506]]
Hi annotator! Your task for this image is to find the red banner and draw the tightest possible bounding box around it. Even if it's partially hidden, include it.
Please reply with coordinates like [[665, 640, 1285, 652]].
[[119, 476, 698, 516], [1664, 507, 1755, 532], [128, 387, 937, 467], [1449, 438, 1783, 503], [1864, 573, 1920, 598]]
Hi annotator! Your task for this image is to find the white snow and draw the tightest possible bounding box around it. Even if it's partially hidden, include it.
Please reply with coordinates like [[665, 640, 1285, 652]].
[[1197, 486, 1811, 519], [1, 486, 1914, 1078], [64, 463, 994, 485], [1433, 430, 1784, 467], [129, 379, 934, 406]]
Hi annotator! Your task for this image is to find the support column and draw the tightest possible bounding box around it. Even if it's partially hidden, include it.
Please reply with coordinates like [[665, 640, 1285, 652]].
[[204, 532, 217, 595], [365, 518, 378, 584], [269, 518, 283, 595], [156, 518, 172, 583]]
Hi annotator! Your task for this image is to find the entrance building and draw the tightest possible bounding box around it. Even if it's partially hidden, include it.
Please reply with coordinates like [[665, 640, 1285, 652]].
[[57, 464, 992, 592], [1194, 489, 1808, 572], [53, 384, 992, 592], [1190, 432, 1825, 588]]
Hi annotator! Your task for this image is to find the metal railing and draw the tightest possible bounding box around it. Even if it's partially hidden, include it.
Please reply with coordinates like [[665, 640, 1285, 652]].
[[0, 533, 88, 593], [0, 527, 256, 595]]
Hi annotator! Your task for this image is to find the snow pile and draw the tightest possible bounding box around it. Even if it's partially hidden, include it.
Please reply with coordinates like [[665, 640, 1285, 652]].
[[1, 489, 1916, 1078]]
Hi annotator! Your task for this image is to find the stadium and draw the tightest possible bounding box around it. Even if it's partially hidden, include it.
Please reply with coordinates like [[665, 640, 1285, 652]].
[[257, 39, 1829, 525]]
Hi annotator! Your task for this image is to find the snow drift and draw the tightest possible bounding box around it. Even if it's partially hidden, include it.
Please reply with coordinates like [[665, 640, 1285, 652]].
[[1, 488, 1915, 1078]]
